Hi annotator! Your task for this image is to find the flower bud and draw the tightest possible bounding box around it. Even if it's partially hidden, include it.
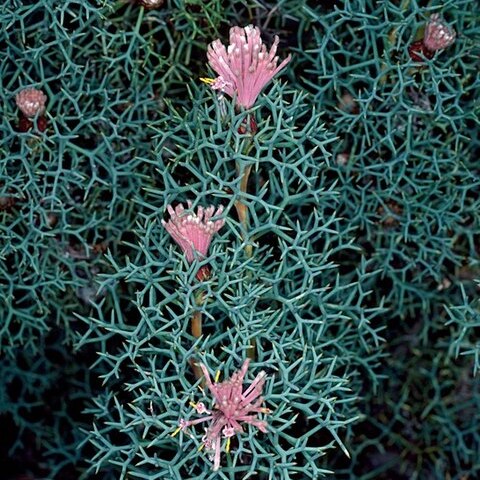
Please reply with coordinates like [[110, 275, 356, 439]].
[[15, 87, 47, 118], [423, 14, 456, 52]]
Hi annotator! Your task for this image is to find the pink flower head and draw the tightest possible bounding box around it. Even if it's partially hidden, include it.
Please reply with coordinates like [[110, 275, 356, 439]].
[[175, 359, 269, 471], [15, 87, 47, 118], [423, 14, 456, 52], [162, 202, 225, 263], [206, 25, 291, 109]]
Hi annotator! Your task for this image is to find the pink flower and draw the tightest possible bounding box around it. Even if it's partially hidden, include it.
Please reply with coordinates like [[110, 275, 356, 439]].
[[206, 25, 291, 109], [173, 359, 269, 471], [423, 14, 456, 52], [15, 87, 47, 118], [162, 202, 225, 263]]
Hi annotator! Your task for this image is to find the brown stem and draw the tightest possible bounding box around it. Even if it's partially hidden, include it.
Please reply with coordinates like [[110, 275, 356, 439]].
[[191, 293, 205, 383], [247, 337, 256, 360], [192, 310, 202, 338], [189, 358, 204, 385]]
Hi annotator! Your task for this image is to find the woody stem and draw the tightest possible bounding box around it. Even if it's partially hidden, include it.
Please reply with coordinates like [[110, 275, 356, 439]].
[[192, 310, 202, 338], [191, 292, 205, 383]]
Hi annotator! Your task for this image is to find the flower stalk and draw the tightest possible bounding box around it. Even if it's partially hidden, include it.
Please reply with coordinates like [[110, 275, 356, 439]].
[[202, 25, 291, 366], [163, 203, 225, 381], [235, 162, 253, 259]]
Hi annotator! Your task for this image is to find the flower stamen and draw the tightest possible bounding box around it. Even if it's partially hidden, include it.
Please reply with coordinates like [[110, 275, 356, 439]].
[[173, 359, 269, 471], [162, 202, 225, 270], [206, 25, 291, 109]]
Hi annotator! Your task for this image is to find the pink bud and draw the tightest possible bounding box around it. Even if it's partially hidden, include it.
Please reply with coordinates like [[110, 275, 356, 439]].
[[15, 87, 47, 118], [423, 14, 456, 52]]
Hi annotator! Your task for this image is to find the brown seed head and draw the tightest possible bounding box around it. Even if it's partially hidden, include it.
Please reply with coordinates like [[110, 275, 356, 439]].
[[408, 40, 434, 62]]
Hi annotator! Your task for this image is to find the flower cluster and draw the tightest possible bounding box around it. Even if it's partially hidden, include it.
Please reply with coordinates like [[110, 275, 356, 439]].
[[205, 25, 291, 109], [166, 25, 283, 471], [162, 202, 225, 265], [173, 359, 269, 471], [15, 87, 49, 132], [409, 14, 456, 62]]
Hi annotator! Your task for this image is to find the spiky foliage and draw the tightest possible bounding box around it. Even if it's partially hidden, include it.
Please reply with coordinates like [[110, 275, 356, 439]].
[[76, 84, 384, 478], [445, 282, 480, 376], [276, 0, 480, 477], [1, 0, 479, 479]]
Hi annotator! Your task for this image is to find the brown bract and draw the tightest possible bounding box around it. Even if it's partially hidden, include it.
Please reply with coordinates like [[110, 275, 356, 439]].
[[408, 40, 434, 62]]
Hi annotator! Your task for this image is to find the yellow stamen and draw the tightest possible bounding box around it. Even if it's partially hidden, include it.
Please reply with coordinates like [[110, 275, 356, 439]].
[[198, 443, 205, 452], [226, 437, 231, 453], [200, 77, 215, 85], [189, 401, 197, 409], [171, 426, 182, 437], [260, 408, 271, 414], [215, 370, 221, 382]]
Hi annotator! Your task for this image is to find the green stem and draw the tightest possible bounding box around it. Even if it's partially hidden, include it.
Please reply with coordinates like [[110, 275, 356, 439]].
[[234, 124, 258, 359], [235, 163, 253, 258]]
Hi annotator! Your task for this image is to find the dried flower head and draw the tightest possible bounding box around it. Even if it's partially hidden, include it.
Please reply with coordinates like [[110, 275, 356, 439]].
[[15, 87, 47, 118], [0, 196, 16, 211], [205, 25, 291, 109], [17, 116, 48, 133], [423, 14, 456, 52], [408, 39, 434, 62], [162, 202, 225, 263], [173, 359, 269, 471]]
